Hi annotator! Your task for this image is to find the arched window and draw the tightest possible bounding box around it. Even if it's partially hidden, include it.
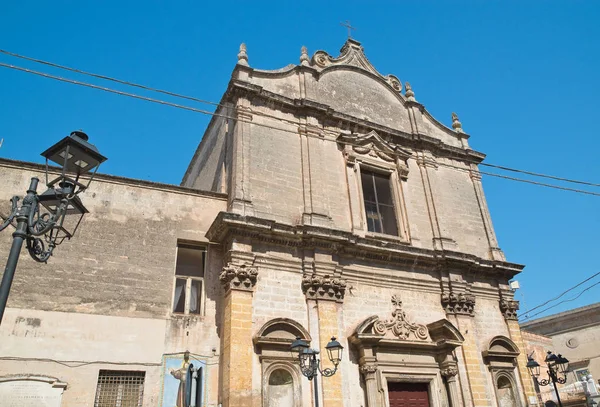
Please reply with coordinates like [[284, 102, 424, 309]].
[[496, 375, 517, 407], [268, 368, 294, 407]]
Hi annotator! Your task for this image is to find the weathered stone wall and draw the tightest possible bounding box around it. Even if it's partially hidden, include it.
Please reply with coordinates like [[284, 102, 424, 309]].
[[0, 159, 227, 407]]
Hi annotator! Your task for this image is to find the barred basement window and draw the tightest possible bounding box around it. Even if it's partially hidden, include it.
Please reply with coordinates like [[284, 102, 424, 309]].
[[94, 370, 145, 407], [360, 170, 399, 236], [172, 243, 206, 315]]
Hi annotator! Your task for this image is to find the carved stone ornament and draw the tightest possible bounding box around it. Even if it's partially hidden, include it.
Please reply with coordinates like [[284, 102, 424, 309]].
[[372, 295, 429, 340], [405, 81, 416, 102], [441, 366, 459, 377], [300, 46, 310, 66], [220, 263, 258, 292], [237, 43, 249, 66], [500, 298, 519, 320], [441, 291, 476, 316], [360, 364, 378, 375], [451, 112, 464, 133], [337, 130, 411, 174], [310, 39, 402, 94], [301, 274, 347, 302]]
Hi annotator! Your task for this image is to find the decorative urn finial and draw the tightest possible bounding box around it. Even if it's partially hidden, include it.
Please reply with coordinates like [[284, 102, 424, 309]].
[[237, 43, 249, 66], [300, 46, 310, 66], [405, 81, 416, 102], [451, 112, 464, 133]]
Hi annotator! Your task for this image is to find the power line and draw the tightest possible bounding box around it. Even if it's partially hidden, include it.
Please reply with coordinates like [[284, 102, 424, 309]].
[[518, 271, 600, 317], [1, 60, 599, 198], [519, 280, 600, 322], [3, 48, 599, 190]]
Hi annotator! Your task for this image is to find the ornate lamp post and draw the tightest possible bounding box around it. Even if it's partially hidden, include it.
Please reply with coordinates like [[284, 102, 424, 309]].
[[0, 131, 106, 324], [291, 336, 343, 407], [527, 351, 570, 407]]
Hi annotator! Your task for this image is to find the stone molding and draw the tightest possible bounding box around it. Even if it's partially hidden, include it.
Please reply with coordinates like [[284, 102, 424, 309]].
[[441, 291, 476, 316], [372, 295, 429, 340], [500, 298, 519, 320], [206, 212, 525, 281], [219, 263, 258, 292], [301, 274, 346, 302]]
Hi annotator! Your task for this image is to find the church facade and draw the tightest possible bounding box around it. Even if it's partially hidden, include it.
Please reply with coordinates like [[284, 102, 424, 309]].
[[0, 40, 535, 407]]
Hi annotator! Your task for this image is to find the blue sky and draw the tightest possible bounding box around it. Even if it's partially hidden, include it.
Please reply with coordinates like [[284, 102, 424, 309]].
[[1, 1, 599, 320]]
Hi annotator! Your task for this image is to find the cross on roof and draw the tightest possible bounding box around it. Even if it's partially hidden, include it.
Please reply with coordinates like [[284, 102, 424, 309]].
[[340, 20, 356, 39]]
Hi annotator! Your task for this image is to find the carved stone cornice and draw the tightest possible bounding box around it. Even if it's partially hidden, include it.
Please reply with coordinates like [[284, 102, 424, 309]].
[[206, 212, 525, 280], [441, 291, 476, 316], [371, 295, 429, 340], [301, 274, 346, 302], [220, 263, 258, 292], [500, 298, 519, 320]]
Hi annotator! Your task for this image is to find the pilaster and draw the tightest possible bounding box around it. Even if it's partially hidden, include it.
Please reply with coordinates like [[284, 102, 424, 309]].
[[360, 363, 381, 407], [219, 263, 258, 407], [469, 166, 505, 261], [302, 273, 346, 407], [229, 97, 254, 216]]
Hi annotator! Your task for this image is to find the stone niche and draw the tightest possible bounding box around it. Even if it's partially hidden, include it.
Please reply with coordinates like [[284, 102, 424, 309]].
[[0, 374, 67, 407]]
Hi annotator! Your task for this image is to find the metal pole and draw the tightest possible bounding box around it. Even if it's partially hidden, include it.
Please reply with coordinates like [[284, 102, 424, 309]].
[[550, 369, 563, 407], [313, 374, 320, 407], [0, 178, 38, 325]]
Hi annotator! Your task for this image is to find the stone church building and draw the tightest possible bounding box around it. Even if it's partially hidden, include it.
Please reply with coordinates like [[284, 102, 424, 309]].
[[0, 39, 535, 407]]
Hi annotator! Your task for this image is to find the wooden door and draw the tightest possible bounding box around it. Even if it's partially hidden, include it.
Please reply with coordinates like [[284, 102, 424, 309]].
[[387, 382, 430, 407]]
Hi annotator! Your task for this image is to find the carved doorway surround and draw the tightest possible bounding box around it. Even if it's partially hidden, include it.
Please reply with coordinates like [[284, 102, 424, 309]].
[[350, 296, 464, 407]]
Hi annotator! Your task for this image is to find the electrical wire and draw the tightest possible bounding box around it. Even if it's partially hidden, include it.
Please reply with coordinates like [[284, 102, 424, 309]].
[[518, 271, 600, 317], [3, 48, 600, 190], [1, 61, 599, 198], [519, 280, 600, 322]]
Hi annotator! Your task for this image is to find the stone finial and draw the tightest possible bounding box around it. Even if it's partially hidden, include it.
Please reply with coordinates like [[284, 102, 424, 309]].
[[500, 298, 519, 320], [451, 112, 464, 133], [300, 46, 310, 66], [220, 263, 257, 292], [302, 274, 347, 302], [237, 43, 249, 66], [441, 291, 475, 316], [405, 81, 416, 102]]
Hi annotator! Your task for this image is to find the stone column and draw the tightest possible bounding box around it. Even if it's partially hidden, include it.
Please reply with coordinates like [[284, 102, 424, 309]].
[[501, 298, 537, 405], [441, 364, 462, 407], [302, 274, 346, 407], [360, 363, 382, 407], [219, 263, 258, 407]]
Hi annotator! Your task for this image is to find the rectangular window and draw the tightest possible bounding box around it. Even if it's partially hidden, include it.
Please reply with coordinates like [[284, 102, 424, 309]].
[[361, 170, 399, 236], [94, 370, 145, 407], [173, 244, 206, 315]]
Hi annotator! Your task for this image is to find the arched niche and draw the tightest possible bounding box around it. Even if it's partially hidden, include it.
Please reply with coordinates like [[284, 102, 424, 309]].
[[482, 336, 522, 407], [254, 318, 311, 407]]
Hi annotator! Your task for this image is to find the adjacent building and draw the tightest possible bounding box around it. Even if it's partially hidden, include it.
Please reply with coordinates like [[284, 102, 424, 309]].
[[1, 39, 537, 406]]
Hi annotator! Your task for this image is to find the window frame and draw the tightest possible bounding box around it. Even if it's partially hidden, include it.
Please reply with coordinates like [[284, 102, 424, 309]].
[[355, 160, 409, 241], [171, 243, 207, 316]]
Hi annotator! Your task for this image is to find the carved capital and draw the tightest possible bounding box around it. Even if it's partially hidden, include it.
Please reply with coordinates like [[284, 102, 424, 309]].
[[441, 366, 459, 378], [220, 263, 258, 292], [500, 299, 519, 320], [301, 274, 346, 302], [360, 363, 378, 376], [441, 292, 476, 316]]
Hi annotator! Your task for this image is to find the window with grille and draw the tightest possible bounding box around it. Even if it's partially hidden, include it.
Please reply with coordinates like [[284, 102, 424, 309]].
[[94, 370, 145, 407], [173, 244, 206, 315], [361, 170, 399, 236]]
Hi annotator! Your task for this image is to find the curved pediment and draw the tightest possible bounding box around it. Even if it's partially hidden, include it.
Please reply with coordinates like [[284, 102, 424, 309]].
[[337, 130, 412, 163], [254, 318, 311, 344]]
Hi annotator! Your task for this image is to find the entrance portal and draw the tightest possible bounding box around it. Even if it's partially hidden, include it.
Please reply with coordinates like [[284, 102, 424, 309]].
[[388, 382, 430, 407]]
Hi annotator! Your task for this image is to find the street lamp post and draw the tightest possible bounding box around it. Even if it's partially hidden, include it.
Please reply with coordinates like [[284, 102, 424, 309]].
[[0, 131, 106, 325], [290, 336, 343, 407], [527, 350, 570, 407]]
